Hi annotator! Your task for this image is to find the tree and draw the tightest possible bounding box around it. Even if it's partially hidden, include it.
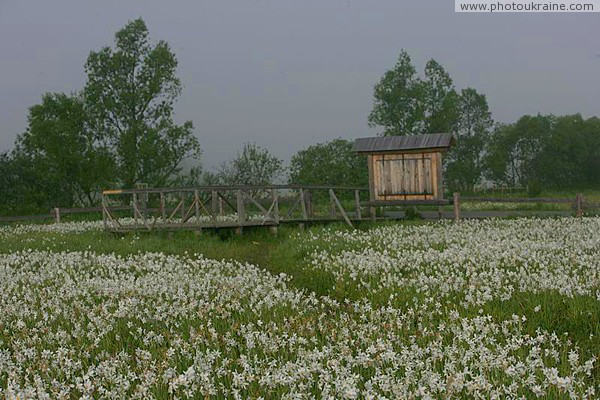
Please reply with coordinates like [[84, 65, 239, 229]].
[[84, 18, 200, 187], [537, 115, 600, 188], [581, 117, 600, 186], [217, 143, 283, 186], [14, 93, 113, 206], [485, 114, 554, 187], [445, 88, 493, 191], [368, 50, 424, 135], [422, 59, 458, 133], [289, 138, 368, 187], [0, 150, 50, 214], [369, 52, 461, 136]]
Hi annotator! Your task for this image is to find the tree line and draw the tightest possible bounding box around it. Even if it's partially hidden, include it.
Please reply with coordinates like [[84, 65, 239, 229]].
[[1, 21, 598, 215]]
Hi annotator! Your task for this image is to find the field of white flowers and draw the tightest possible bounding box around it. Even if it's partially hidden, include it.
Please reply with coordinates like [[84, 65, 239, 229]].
[[0, 217, 598, 398]]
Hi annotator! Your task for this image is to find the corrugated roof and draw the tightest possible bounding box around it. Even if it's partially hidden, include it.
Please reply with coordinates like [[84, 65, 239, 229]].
[[352, 133, 454, 153]]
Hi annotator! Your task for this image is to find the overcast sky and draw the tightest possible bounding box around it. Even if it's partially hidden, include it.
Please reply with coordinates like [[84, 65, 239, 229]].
[[0, 0, 598, 170]]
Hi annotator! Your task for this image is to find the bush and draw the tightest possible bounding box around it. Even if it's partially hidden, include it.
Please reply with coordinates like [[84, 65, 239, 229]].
[[404, 207, 421, 220], [527, 178, 542, 197]]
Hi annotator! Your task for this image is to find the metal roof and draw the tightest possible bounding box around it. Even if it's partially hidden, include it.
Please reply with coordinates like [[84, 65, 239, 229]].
[[352, 133, 454, 153]]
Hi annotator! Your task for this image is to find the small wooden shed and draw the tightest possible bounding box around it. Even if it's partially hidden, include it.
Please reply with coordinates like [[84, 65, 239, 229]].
[[353, 133, 454, 203]]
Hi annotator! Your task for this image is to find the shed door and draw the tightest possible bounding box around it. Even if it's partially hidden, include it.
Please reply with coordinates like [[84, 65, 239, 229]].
[[375, 154, 433, 197]]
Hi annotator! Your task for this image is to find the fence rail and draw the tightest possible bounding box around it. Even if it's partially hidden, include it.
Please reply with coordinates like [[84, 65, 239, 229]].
[[452, 193, 599, 221], [461, 196, 574, 204]]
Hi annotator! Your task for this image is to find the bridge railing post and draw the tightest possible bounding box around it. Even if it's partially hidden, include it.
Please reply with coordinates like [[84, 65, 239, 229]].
[[271, 188, 279, 223], [211, 190, 218, 217], [180, 192, 186, 221], [160, 192, 166, 220], [355, 190, 361, 220], [236, 189, 245, 235]]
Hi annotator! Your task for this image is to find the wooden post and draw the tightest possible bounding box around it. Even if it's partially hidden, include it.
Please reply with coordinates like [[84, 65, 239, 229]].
[[438, 206, 443, 220], [219, 196, 224, 216], [576, 193, 583, 218], [355, 190, 362, 220], [330, 192, 337, 219], [271, 188, 279, 223], [300, 188, 307, 220], [140, 191, 147, 212], [453, 192, 461, 222], [236, 189, 245, 235], [306, 191, 314, 218], [54, 207, 61, 224], [180, 193, 186, 221], [160, 192, 166, 220], [194, 190, 201, 224], [102, 195, 107, 230], [436, 152, 444, 200], [212, 190, 218, 216], [367, 155, 376, 221], [133, 193, 138, 226]]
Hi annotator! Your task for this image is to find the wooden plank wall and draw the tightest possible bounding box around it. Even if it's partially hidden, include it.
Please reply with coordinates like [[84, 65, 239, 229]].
[[371, 151, 442, 201]]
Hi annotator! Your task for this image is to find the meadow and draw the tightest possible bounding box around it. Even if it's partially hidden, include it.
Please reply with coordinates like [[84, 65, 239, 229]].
[[0, 217, 598, 399]]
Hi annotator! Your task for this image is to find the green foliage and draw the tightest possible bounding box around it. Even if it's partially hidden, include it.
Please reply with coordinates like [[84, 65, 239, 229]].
[[288, 138, 368, 187], [485, 114, 600, 189], [527, 178, 543, 197], [368, 50, 424, 135], [422, 59, 458, 133], [445, 88, 493, 191], [2, 18, 202, 214], [369, 51, 495, 192], [14, 93, 114, 206], [84, 18, 201, 187], [0, 151, 45, 214], [403, 206, 421, 220], [537, 115, 600, 188], [217, 143, 283, 186], [369, 51, 459, 136]]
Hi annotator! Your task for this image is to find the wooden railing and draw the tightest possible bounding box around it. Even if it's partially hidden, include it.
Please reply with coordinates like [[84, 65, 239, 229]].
[[452, 193, 595, 221], [2, 190, 599, 227], [101, 185, 371, 233]]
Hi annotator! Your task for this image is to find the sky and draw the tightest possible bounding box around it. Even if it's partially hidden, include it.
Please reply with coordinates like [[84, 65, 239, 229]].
[[0, 0, 598, 170]]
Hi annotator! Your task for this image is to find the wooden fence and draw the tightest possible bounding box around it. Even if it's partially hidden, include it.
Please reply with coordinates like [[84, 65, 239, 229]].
[[451, 193, 600, 222], [0, 206, 131, 224], [2, 190, 599, 227], [101, 185, 370, 233]]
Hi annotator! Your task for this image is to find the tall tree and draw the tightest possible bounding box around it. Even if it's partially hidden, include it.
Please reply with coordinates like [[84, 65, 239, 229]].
[[422, 59, 458, 133], [368, 50, 424, 135], [84, 18, 200, 187], [445, 88, 493, 191]]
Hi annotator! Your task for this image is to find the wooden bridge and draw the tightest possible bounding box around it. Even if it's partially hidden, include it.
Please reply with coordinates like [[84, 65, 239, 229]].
[[101, 185, 374, 233]]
